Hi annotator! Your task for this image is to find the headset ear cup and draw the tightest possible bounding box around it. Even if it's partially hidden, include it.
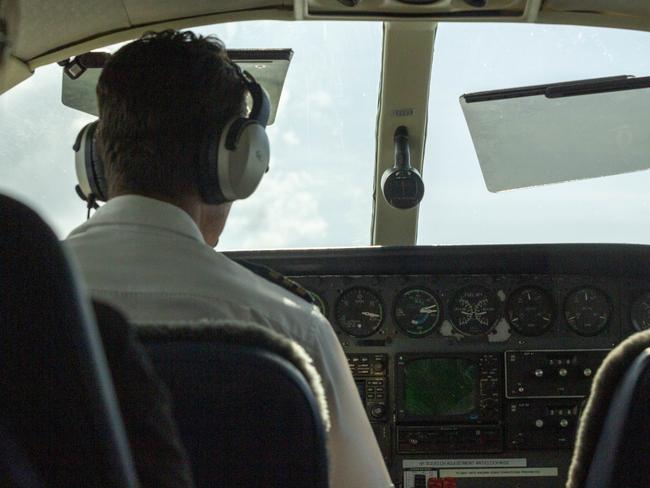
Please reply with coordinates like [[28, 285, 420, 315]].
[[74, 123, 94, 198], [73, 121, 108, 201], [197, 121, 230, 205], [197, 73, 271, 205], [217, 118, 270, 202], [89, 125, 108, 201]]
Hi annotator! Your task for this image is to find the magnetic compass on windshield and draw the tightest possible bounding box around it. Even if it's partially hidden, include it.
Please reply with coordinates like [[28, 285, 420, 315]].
[[449, 286, 500, 336], [335, 287, 384, 337], [393, 287, 442, 337]]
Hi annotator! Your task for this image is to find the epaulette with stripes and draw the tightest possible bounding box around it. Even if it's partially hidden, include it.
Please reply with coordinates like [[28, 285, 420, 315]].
[[238, 260, 316, 306]]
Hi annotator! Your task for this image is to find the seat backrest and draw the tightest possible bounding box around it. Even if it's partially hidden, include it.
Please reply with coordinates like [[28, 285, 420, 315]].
[[567, 331, 650, 488], [0, 195, 138, 488], [0, 421, 44, 488], [584, 348, 650, 488], [140, 321, 329, 488]]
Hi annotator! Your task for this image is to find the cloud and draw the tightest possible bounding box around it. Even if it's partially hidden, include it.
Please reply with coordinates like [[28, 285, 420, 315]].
[[219, 170, 328, 250], [282, 130, 300, 146], [307, 89, 333, 108]]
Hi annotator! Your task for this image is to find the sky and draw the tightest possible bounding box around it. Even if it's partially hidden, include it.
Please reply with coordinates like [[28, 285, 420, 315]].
[[1, 21, 650, 249]]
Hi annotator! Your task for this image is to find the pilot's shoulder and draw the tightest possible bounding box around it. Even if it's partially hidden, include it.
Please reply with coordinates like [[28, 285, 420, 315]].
[[236, 259, 317, 308]]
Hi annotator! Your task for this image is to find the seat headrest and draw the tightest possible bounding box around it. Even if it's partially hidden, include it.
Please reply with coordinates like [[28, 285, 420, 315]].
[[138, 320, 331, 431], [567, 329, 650, 488]]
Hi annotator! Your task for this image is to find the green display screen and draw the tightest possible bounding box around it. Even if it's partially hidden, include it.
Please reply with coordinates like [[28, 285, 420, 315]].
[[404, 358, 478, 417]]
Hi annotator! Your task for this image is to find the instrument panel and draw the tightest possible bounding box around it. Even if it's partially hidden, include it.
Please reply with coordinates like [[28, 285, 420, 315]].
[[228, 244, 650, 488], [299, 274, 629, 345]]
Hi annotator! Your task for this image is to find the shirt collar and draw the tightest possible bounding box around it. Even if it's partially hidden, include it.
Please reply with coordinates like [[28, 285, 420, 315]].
[[72, 195, 206, 243]]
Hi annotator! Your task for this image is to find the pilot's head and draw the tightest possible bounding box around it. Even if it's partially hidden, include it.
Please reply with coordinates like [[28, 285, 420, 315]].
[[0, 0, 18, 65], [96, 30, 247, 245]]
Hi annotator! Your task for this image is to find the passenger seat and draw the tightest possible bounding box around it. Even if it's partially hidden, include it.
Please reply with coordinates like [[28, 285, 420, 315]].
[[0, 194, 138, 488], [140, 321, 330, 488]]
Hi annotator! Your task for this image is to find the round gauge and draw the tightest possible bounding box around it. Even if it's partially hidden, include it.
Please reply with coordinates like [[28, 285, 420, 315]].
[[335, 287, 384, 337], [630, 292, 650, 331], [308, 291, 327, 317], [449, 286, 500, 336], [393, 288, 442, 337], [506, 287, 555, 337], [564, 287, 611, 336]]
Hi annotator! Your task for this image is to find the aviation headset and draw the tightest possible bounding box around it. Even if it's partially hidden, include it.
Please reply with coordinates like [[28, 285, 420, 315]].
[[73, 68, 271, 209]]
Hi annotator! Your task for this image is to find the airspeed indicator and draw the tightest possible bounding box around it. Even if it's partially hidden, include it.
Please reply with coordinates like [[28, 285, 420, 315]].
[[335, 287, 384, 337]]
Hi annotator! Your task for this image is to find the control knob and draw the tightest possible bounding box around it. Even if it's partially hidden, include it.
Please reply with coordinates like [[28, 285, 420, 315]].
[[370, 405, 386, 419]]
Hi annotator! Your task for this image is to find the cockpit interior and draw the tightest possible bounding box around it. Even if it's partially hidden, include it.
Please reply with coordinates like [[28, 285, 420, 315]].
[[3, 1, 650, 487]]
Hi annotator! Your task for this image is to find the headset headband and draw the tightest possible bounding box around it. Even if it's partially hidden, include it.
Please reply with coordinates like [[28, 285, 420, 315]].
[[74, 68, 271, 210], [243, 71, 270, 126]]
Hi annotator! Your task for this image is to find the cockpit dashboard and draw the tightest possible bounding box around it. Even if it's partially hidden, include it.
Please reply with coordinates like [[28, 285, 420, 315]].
[[228, 244, 650, 488]]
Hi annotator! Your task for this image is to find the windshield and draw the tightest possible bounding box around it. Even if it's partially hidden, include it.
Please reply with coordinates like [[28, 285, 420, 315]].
[[0, 21, 381, 248], [2, 21, 650, 248]]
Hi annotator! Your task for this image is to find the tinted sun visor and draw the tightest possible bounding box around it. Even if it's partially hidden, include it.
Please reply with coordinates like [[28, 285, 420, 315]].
[[460, 75, 650, 192], [61, 49, 293, 125]]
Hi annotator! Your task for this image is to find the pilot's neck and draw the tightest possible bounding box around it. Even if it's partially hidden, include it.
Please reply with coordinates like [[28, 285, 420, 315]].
[[108, 191, 231, 247]]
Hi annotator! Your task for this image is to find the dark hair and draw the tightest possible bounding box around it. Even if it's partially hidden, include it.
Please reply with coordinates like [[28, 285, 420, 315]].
[[96, 30, 247, 200]]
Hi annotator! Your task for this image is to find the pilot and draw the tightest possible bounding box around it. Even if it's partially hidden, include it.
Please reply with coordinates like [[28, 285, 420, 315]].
[[65, 30, 393, 488], [0, 5, 194, 487]]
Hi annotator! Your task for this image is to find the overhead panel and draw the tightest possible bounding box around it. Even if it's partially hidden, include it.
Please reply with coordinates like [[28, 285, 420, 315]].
[[371, 22, 436, 246], [295, 0, 538, 21]]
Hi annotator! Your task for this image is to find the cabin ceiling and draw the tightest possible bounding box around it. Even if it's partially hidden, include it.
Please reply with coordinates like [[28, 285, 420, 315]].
[[14, 1, 287, 61], [11, 0, 650, 69]]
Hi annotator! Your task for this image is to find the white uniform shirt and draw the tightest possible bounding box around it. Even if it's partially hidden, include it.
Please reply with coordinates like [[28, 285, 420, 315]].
[[65, 195, 393, 488]]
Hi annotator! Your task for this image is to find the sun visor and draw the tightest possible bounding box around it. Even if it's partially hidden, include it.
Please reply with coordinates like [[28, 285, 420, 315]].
[[61, 49, 293, 125], [460, 75, 650, 192]]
